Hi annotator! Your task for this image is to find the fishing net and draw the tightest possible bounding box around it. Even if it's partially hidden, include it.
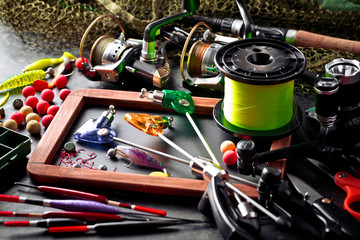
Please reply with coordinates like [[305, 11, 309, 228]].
[[0, 0, 359, 94], [314, 0, 360, 12]]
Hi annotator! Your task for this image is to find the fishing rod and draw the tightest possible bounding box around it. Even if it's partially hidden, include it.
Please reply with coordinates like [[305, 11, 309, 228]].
[[182, 0, 360, 54]]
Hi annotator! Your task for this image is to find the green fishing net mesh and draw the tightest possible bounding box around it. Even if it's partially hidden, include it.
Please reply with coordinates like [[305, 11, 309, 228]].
[[0, 0, 359, 94]]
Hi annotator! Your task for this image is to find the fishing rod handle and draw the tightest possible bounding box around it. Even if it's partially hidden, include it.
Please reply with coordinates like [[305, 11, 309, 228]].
[[294, 30, 360, 55]]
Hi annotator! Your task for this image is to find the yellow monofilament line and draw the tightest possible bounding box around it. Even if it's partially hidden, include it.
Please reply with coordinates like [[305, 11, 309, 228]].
[[222, 77, 294, 131]]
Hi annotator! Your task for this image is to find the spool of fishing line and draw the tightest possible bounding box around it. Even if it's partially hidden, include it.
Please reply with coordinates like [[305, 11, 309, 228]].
[[213, 39, 306, 138]]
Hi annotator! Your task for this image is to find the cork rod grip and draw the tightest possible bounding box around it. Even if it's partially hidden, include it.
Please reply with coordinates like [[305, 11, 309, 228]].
[[294, 30, 360, 55]]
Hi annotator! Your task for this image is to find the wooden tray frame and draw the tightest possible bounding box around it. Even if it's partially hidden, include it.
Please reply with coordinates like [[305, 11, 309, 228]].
[[27, 89, 258, 197]]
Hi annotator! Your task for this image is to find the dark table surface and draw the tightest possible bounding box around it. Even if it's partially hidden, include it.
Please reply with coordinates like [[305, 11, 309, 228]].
[[0, 21, 354, 240]]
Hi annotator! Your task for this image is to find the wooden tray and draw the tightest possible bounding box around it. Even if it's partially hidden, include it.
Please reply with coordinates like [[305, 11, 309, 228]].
[[27, 89, 258, 198]]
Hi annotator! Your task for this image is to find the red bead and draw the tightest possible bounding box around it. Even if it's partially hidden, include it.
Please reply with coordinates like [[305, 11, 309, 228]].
[[54, 74, 68, 89], [22, 86, 36, 98], [40, 89, 55, 102], [75, 57, 88, 70], [42, 114, 54, 128], [59, 88, 71, 101], [36, 101, 50, 115], [10, 112, 24, 125], [223, 150, 237, 166], [25, 96, 39, 109], [47, 105, 60, 116], [32, 79, 49, 92]]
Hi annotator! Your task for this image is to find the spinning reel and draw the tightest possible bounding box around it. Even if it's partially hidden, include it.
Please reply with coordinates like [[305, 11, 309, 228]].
[[78, 0, 200, 88], [180, 22, 237, 92]]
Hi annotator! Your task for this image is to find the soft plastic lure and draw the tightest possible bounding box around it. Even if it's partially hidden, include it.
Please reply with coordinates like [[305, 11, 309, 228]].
[[0, 69, 52, 106], [107, 145, 169, 177], [0, 69, 50, 92], [0, 87, 23, 106], [22, 52, 76, 72]]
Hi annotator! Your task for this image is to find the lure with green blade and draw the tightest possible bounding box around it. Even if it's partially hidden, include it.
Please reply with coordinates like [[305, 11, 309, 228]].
[[109, 145, 169, 177], [22, 52, 76, 72]]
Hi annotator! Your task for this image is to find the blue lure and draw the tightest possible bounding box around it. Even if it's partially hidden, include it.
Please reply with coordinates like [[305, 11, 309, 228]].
[[107, 145, 169, 177]]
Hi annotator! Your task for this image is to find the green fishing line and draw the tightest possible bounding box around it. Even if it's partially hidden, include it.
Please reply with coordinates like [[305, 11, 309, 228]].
[[222, 77, 294, 131], [213, 39, 306, 137]]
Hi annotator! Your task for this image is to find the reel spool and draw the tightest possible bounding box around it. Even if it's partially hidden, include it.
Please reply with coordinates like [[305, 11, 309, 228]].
[[90, 35, 141, 69], [213, 38, 306, 139], [325, 58, 360, 112], [187, 40, 222, 78], [180, 22, 237, 92]]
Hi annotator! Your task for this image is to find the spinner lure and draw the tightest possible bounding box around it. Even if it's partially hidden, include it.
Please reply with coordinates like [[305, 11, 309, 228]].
[[107, 145, 169, 177]]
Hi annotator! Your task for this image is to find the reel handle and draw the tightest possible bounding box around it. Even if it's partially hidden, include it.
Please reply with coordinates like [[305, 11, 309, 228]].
[[183, 0, 200, 12], [141, 0, 200, 61]]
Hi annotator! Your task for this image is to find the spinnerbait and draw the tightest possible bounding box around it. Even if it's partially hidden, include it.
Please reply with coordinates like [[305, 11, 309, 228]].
[[107, 145, 169, 177]]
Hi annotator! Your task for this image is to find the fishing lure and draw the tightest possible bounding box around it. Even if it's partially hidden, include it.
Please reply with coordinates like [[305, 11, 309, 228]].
[[107, 145, 169, 177], [0, 69, 52, 92], [22, 52, 76, 72], [0, 69, 53, 106], [0, 87, 23, 106]]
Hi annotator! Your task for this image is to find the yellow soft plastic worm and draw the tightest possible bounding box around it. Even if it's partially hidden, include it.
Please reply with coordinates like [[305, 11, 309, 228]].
[[22, 52, 76, 72], [0, 69, 53, 106], [0, 69, 49, 92]]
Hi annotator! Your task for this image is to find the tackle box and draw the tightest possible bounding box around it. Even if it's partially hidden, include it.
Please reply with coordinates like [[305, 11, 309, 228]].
[[0, 126, 31, 173]]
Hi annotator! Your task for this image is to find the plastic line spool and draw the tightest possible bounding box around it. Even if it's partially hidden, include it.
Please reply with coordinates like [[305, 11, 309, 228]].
[[213, 39, 306, 139]]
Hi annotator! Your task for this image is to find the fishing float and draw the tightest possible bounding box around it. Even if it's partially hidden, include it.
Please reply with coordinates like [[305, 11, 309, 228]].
[[14, 182, 167, 216]]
